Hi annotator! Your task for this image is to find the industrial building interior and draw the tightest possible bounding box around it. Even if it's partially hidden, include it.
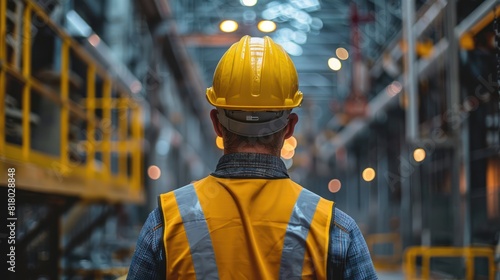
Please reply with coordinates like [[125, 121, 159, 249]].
[[0, 0, 499, 279]]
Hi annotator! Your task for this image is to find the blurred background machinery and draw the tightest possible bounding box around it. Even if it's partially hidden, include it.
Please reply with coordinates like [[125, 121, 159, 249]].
[[0, 0, 499, 279]]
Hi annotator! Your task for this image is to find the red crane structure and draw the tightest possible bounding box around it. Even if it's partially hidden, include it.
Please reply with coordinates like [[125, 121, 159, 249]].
[[343, 3, 374, 119]]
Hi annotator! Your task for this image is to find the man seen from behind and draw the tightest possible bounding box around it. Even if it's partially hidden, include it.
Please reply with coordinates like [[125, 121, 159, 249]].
[[127, 35, 378, 279]]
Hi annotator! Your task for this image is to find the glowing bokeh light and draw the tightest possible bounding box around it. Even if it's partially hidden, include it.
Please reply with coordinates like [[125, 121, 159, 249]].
[[220, 20, 239, 33], [258, 20, 276, 32], [413, 148, 426, 162], [362, 167, 376, 182], [336, 47, 349, 60], [328, 57, 342, 71], [282, 142, 294, 152], [147, 165, 161, 180], [240, 0, 257, 6], [216, 136, 224, 150], [328, 179, 342, 193], [286, 136, 297, 149], [386, 81, 403, 97], [281, 148, 295, 159], [88, 34, 101, 46]]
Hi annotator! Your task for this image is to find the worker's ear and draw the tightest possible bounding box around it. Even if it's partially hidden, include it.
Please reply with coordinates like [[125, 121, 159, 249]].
[[284, 113, 298, 139], [210, 109, 223, 137]]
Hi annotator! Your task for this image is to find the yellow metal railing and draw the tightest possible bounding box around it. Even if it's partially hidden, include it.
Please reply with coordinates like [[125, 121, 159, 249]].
[[460, 4, 500, 50], [0, 0, 143, 202], [366, 233, 402, 271], [404, 246, 496, 280]]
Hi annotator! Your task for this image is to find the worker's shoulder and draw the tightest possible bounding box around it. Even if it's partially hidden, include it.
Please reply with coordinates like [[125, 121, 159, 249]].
[[159, 179, 206, 197], [333, 207, 358, 234]]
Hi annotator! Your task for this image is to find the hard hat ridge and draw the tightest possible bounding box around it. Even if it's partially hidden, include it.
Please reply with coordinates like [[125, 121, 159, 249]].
[[206, 35, 303, 111]]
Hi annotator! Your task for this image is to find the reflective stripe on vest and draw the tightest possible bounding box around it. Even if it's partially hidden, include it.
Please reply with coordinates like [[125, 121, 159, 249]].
[[174, 184, 220, 279], [279, 189, 320, 279]]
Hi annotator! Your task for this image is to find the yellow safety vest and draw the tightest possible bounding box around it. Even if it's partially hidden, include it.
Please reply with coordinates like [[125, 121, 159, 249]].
[[159, 175, 334, 279]]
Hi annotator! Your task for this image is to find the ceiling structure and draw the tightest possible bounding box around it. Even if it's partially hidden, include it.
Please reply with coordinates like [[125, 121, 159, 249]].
[[167, 0, 404, 134]]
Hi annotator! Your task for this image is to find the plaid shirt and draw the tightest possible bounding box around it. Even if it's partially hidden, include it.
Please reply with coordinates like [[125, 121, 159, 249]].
[[127, 153, 378, 279]]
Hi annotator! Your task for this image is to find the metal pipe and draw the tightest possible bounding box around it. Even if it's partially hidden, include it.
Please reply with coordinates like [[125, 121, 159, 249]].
[[455, 0, 500, 37], [403, 0, 418, 141]]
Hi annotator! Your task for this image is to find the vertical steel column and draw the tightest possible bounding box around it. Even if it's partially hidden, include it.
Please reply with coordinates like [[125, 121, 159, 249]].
[[421, 157, 432, 246], [86, 65, 96, 176], [445, 0, 466, 247], [50, 204, 61, 280], [0, 0, 5, 152], [22, 3, 32, 159], [0, 0, 5, 61], [402, 0, 417, 250], [376, 145, 389, 233], [403, 0, 418, 141], [119, 98, 128, 178], [400, 144, 413, 249], [461, 116, 471, 247], [102, 79, 112, 177], [60, 39, 70, 167], [0, 70, 4, 152], [132, 105, 141, 192]]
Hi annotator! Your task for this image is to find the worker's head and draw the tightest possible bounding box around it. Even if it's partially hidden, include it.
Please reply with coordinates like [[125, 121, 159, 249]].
[[206, 36, 302, 155]]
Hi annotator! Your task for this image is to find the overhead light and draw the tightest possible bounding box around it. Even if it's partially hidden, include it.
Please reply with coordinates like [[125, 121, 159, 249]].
[[240, 0, 258, 7], [336, 47, 349, 60], [328, 57, 341, 71], [220, 20, 238, 33], [258, 20, 276, 33]]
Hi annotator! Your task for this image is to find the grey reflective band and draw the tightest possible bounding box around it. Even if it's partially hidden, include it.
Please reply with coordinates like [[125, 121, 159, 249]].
[[217, 109, 290, 137], [174, 184, 220, 279], [279, 189, 320, 279]]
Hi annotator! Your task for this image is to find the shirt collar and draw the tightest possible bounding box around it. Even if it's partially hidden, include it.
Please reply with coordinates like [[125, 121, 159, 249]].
[[212, 153, 289, 179]]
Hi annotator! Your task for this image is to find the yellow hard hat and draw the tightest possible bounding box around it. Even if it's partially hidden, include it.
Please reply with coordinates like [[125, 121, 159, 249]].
[[206, 35, 303, 111]]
